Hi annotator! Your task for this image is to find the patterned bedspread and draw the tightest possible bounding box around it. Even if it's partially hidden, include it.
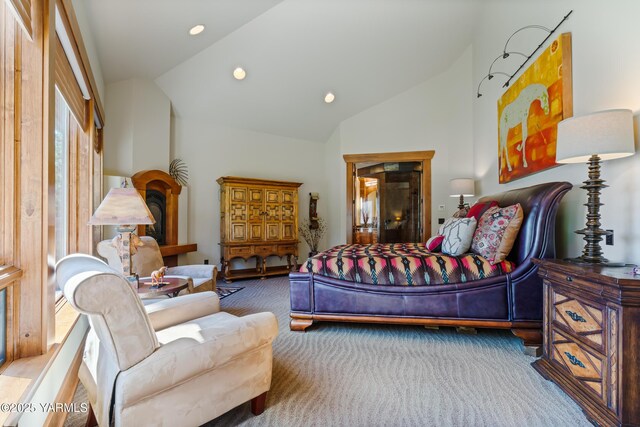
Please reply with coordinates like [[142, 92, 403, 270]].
[[300, 243, 515, 286]]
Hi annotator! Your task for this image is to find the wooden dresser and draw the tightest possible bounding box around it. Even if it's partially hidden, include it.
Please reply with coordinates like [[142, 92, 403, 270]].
[[217, 177, 302, 282], [532, 259, 640, 426]]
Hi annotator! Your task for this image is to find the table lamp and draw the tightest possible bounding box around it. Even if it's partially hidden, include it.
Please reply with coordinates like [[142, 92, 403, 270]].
[[89, 188, 155, 277], [450, 178, 475, 210], [556, 109, 635, 264]]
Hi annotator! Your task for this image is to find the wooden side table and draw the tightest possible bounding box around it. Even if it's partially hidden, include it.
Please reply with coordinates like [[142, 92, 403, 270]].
[[137, 276, 189, 298], [532, 259, 640, 426]]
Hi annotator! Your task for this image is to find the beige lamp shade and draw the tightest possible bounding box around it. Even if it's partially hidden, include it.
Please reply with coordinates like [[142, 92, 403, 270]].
[[89, 188, 156, 225], [556, 109, 635, 164], [449, 178, 475, 197]]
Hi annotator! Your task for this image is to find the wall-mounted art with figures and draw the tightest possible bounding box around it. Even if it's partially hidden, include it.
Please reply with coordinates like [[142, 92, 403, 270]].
[[497, 33, 573, 183]]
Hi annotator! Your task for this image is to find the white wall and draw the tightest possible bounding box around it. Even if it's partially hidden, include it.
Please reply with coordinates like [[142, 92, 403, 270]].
[[103, 78, 171, 176], [325, 46, 475, 245], [171, 117, 328, 266], [472, 0, 640, 263]]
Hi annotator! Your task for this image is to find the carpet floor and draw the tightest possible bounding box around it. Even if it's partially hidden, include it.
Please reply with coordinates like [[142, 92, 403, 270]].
[[67, 276, 591, 427]]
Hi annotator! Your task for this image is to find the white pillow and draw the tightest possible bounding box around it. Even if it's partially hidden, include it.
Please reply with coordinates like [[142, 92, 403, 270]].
[[440, 217, 477, 256]]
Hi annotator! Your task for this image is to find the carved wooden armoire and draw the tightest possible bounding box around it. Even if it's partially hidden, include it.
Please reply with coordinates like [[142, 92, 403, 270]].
[[217, 176, 302, 282]]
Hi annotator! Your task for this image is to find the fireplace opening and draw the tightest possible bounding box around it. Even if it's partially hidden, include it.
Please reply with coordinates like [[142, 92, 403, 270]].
[[145, 190, 166, 245]]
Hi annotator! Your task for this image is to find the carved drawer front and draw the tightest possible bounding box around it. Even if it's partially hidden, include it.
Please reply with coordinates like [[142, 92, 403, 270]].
[[282, 223, 295, 240], [552, 289, 604, 349], [266, 190, 280, 203], [248, 204, 263, 222], [255, 245, 276, 256], [278, 244, 298, 254], [266, 223, 280, 240], [230, 224, 247, 242], [229, 246, 252, 257], [249, 224, 263, 241], [551, 328, 606, 404], [231, 187, 247, 203], [281, 190, 295, 204], [249, 188, 264, 203]]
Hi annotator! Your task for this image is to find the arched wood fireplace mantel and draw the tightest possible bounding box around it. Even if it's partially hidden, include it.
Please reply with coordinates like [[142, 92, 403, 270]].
[[131, 169, 197, 265]]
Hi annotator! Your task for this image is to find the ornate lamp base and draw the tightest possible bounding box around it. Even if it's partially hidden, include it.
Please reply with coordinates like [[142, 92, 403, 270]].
[[569, 155, 627, 267]]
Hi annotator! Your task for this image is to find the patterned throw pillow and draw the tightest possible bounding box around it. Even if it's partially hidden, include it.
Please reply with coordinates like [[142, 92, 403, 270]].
[[426, 235, 444, 252], [466, 201, 499, 221], [440, 217, 477, 256], [471, 203, 524, 264]]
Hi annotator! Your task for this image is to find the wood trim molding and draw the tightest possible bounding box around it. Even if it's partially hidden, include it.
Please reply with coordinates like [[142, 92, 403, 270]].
[[0, 265, 22, 291], [216, 176, 303, 188], [54, 33, 86, 130], [131, 170, 182, 246], [290, 312, 540, 330], [4, 0, 33, 40], [343, 150, 435, 244], [343, 150, 435, 163], [55, 0, 104, 124]]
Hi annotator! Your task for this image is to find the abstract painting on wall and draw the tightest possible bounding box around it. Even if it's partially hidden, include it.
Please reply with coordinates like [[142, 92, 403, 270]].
[[497, 33, 572, 183]]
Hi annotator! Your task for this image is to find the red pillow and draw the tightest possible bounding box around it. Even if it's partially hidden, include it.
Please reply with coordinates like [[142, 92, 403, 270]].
[[426, 235, 444, 252], [467, 201, 499, 221]]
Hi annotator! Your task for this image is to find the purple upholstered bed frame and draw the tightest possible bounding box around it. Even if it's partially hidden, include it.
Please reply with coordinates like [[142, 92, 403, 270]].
[[289, 181, 572, 353]]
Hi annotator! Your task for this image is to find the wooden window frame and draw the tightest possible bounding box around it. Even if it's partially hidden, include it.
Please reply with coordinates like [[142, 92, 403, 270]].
[[343, 151, 435, 244], [0, 0, 103, 367]]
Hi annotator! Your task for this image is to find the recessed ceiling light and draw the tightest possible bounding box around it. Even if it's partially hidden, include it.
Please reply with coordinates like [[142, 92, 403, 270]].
[[233, 67, 246, 80], [189, 25, 205, 36], [324, 92, 335, 104]]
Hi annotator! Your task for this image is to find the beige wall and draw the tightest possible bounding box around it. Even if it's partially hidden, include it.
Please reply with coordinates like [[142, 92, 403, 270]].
[[104, 78, 171, 176]]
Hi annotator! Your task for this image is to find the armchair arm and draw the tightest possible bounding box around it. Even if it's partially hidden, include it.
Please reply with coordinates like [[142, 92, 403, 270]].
[[117, 312, 278, 407], [145, 292, 220, 331], [166, 264, 216, 279]]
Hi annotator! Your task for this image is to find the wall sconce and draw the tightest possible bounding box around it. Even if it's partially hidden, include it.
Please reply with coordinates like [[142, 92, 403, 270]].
[[476, 11, 572, 98]]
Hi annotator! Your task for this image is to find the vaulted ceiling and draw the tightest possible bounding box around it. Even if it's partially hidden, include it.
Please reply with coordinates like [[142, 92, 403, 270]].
[[85, 0, 480, 142]]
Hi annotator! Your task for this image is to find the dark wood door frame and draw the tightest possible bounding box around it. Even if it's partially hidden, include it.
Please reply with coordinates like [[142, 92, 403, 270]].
[[344, 150, 435, 244]]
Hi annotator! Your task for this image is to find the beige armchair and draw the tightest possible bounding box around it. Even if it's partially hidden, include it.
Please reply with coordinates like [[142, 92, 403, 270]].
[[56, 254, 278, 427], [97, 236, 217, 293]]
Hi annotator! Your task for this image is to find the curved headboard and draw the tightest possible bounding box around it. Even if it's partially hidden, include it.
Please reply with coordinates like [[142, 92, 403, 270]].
[[476, 181, 572, 265]]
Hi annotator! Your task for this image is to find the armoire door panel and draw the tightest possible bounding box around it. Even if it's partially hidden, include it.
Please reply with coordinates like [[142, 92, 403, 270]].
[[231, 187, 247, 203], [282, 223, 295, 240], [249, 224, 264, 241], [248, 204, 263, 222], [281, 190, 295, 204], [266, 190, 280, 203], [249, 188, 264, 203], [281, 204, 295, 222], [265, 204, 279, 221], [230, 204, 247, 221], [231, 223, 247, 241], [266, 223, 280, 240]]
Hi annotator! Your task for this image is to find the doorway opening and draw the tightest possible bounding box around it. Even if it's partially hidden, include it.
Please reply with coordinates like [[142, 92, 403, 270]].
[[344, 151, 434, 244]]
